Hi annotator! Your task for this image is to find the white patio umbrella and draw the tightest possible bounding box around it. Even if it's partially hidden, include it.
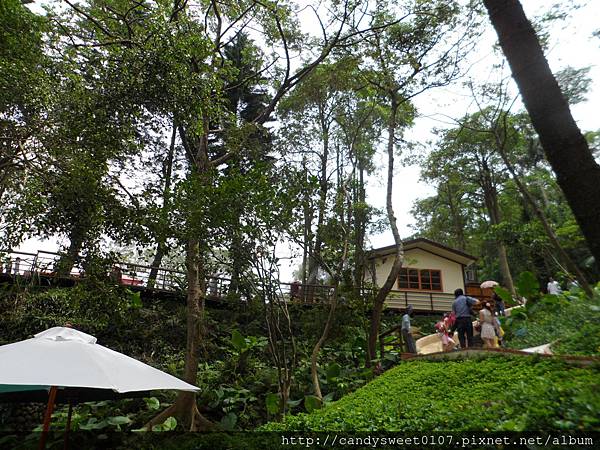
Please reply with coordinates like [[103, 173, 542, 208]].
[[480, 280, 499, 289], [0, 327, 199, 448]]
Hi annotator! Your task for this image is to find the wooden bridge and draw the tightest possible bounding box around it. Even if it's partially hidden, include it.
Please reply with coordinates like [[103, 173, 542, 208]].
[[0, 250, 456, 313]]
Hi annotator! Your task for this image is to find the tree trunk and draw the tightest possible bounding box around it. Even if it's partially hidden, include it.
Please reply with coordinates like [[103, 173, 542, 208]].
[[229, 218, 243, 295], [149, 119, 214, 431], [173, 238, 205, 430], [306, 120, 330, 288], [367, 97, 404, 367], [144, 236, 214, 431], [148, 123, 177, 287], [496, 243, 515, 295], [480, 168, 516, 295], [310, 285, 338, 401], [56, 230, 84, 277], [148, 242, 166, 287], [353, 162, 367, 289], [483, 0, 600, 269]]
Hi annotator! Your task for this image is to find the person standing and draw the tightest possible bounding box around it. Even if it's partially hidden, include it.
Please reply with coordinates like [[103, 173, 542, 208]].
[[479, 302, 497, 349], [451, 288, 479, 349], [492, 291, 505, 316], [435, 313, 456, 352], [290, 280, 301, 300], [547, 277, 562, 295], [401, 305, 417, 354]]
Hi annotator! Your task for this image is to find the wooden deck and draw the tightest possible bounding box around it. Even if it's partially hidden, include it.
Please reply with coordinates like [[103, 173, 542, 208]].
[[0, 250, 457, 313]]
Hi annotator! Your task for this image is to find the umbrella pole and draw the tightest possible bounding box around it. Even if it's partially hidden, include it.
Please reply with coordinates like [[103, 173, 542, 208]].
[[63, 401, 73, 450], [39, 386, 58, 450]]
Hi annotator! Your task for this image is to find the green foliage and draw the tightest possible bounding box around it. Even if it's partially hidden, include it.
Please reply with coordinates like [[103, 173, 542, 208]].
[[231, 329, 246, 352], [265, 393, 280, 416], [503, 292, 600, 355], [0, 283, 132, 343], [262, 356, 600, 431], [304, 395, 322, 413], [494, 286, 513, 304], [155, 417, 178, 432], [516, 271, 540, 300], [144, 397, 160, 411]]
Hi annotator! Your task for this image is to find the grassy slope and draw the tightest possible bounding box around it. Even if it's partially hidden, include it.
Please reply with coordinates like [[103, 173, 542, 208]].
[[502, 296, 600, 355], [263, 356, 600, 432]]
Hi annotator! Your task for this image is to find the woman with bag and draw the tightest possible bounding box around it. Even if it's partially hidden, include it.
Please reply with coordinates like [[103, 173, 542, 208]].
[[479, 302, 497, 348]]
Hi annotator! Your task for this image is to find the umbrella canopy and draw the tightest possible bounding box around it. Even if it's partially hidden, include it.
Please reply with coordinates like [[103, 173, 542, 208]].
[[0, 327, 199, 401], [480, 280, 499, 289]]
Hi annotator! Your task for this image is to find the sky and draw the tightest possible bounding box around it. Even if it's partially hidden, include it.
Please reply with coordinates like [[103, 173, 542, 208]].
[[365, 0, 600, 245], [278, 0, 600, 280], [17, 0, 600, 281]]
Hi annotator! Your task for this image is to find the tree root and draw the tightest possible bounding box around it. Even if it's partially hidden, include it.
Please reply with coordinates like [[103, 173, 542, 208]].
[[143, 400, 217, 431]]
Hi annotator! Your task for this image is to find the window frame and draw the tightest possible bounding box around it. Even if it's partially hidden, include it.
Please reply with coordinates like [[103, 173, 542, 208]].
[[397, 267, 443, 292]]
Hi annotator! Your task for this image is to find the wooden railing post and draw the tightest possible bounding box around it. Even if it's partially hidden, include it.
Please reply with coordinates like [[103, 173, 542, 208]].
[[31, 253, 39, 274], [404, 291, 408, 307]]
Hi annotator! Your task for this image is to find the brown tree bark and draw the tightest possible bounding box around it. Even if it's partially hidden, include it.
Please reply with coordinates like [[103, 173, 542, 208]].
[[310, 285, 338, 401], [307, 108, 331, 288], [483, 0, 600, 269], [353, 161, 367, 289], [56, 229, 85, 277], [367, 96, 404, 367], [148, 123, 177, 287]]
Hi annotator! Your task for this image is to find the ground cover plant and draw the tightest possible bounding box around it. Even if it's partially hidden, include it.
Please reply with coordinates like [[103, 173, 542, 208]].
[[262, 355, 600, 432], [501, 288, 600, 355]]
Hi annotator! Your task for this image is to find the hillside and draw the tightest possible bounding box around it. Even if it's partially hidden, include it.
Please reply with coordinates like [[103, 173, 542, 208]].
[[263, 355, 600, 432]]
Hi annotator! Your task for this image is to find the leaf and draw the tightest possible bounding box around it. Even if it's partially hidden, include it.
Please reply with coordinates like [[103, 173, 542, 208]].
[[322, 392, 335, 404], [161, 417, 177, 431], [304, 395, 322, 413], [231, 329, 246, 352], [144, 397, 160, 411], [266, 393, 280, 415], [501, 419, 526, 431], [494, 286, 512, 303], [126, 289, 142, 308], [326, 363, 341, 382], [79, 419, 108, 430], [107, 416, 131, 426], [220, 412, 237, 431], [286, 398, 302, 408], [516, 271, 539, 299]]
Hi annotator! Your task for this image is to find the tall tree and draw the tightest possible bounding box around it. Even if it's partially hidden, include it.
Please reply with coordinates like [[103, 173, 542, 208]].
[[483, 0, 600, 269], [424, 114, 517, 294], [354, 0, 476, 364]]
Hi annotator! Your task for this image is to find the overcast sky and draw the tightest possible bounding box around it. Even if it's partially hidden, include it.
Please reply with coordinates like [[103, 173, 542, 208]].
[[18, 0, 600, 281], [366, 0, 600, 246]]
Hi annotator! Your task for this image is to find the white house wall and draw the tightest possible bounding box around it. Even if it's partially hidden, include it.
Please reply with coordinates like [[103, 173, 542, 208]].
[[368, 248, 465, 294]]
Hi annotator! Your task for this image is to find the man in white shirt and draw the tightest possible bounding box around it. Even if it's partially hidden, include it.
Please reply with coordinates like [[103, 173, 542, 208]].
[[547, 277, 562, 295]]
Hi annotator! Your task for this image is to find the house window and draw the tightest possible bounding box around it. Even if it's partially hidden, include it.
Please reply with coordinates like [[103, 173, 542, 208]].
[[398, 268, 442, 291], [465, 265, 477, 282]]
